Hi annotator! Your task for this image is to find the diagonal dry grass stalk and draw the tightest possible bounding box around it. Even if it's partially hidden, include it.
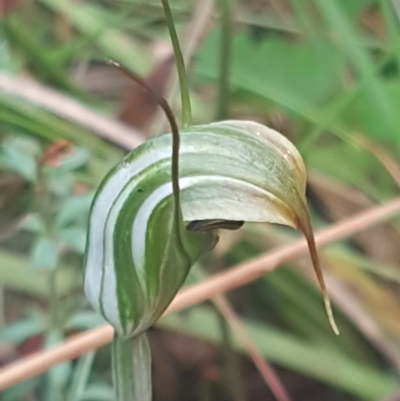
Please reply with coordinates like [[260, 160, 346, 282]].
[[3, 73, 400, 192], [213, 295, 293, 401], [193, 265, 292, 401], [0, 73, 145, 148], [1, 196, 400, 390]]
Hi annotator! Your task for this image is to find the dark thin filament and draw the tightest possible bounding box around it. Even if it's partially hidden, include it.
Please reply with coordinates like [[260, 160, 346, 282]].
[[109, 61, 181, 221]]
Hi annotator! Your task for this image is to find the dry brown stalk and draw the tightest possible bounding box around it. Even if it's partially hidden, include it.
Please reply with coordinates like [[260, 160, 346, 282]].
[[193, 266, 291, 401], [2, 74, 400, 193], [0, 73, 145, 148], [214, 295, 293, 401], [1, 196, 400, 390]]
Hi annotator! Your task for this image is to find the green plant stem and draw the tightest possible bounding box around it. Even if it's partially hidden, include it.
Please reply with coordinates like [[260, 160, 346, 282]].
[[67, 351, 95, 401], [112, 333, 152, 401], [216, 0, 234, 120], [0, 285, 4, 328], [217, 311, 246, 401], [35, 162, 59, 327], [161, 0, 192, 128]]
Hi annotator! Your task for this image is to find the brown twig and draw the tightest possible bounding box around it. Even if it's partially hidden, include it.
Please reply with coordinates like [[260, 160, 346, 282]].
[[1, 196, 400, 390]]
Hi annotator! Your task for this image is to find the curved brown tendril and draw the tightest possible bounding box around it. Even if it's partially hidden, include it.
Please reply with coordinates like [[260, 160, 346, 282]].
[[109, 60, 181, 220]]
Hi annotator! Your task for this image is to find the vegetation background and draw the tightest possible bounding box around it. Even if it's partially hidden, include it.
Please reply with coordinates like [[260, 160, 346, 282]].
[[1, 0, 400, 400]]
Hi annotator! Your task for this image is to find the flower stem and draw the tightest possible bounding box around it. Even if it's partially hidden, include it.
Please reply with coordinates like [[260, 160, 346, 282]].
[[161, 0, 192, 128], [216, 0, 234, 121], [112, 333, 152, 401]]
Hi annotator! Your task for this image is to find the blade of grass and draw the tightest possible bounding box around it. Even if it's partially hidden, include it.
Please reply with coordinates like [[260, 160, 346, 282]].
[[67, 351, 95, 401], [326, 244, 400, 284], [48, 0, 150, 67], [322, 271, 400, 371], [354, 133, 400, 187], [38, 0, 151, 73], [197, 34, 400, 184], [4, 16, 83, 96], [231, 59, 399, 154], [313, 0, 399, 144]]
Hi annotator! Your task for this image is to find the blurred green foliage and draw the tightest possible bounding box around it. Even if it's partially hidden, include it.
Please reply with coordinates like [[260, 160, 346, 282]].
[[1, 1, 400, 400]]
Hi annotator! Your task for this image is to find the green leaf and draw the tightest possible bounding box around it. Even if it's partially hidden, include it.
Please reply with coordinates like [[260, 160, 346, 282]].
[[307, 142, 395, 200], [31, 236, 59, 269], [0, 315, 44, 344], [196, 32, 345, 106], [0, 36, 15, 72], [56, 192, 94, 228], [4, 16, 83, 96], [65, 311, 105, 331], [59, 148, 90, 172], [314, 0, 400, 147], [22, 214, 46, 234], [38, 0, 151, 74], [47, 168, 74, 196], [341, 81, 400, 147], [60, 226, 87, 254], [0, 139, 38, 181], [0, 95, 120, 161]]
